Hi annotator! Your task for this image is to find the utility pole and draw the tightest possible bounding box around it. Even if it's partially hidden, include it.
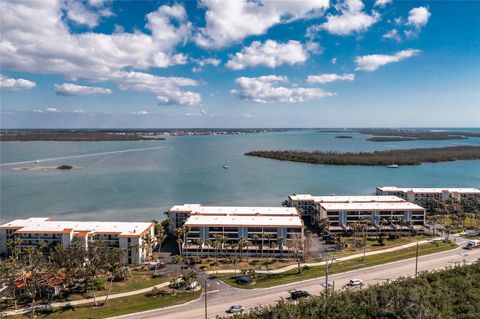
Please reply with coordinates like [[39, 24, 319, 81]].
[[324, 253, 329, 296], [362, 234, 367, 262], [415, 241, 419, 277], [204, 279, 208, 319]]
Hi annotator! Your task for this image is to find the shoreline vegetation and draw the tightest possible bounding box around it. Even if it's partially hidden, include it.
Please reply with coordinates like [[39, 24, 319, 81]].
[[0, 128, 288, 141], [334, 135, 352, 139], [358, 128, 480, 142], [245, 146, 480, 166]]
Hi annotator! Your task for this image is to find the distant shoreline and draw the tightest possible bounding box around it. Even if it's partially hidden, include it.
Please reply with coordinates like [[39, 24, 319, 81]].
[[0, 128, 288, 141], [245, 146, 480, 166], [359, 128, 480, 142]]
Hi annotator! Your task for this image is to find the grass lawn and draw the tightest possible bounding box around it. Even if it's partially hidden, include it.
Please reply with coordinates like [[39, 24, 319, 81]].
[[334, 235, 429, 258], [57, 270, 169, 302], [219, 241, 456, 289], [12, 290, 201, 319], [194, 235, 431, 272], [443, 215, 479, 228]]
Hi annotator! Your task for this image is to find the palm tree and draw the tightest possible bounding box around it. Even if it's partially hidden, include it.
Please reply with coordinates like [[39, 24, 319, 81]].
[[252, 234, 261, 256], [238, 238, 249, 262], [427, 215, 441, 238], [318, 218, 331, 235], [141, 233, 154, 261], [174, 226, 190, 258], [265, 233, 272, 256]]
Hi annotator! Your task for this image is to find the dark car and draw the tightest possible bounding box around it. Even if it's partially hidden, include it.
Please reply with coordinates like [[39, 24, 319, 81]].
[[290, 290, 310, 300], [148, 262, 166, 270], [236, 276, 252, 285], [322, 234, 336, 240], [325, 239, 336, 245]]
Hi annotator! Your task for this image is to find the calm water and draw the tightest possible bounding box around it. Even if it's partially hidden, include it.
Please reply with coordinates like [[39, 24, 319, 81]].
[[1, 130, 479, 223]]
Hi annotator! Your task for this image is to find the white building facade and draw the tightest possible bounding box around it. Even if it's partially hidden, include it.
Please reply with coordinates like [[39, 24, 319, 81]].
[[0, 217, 155, 265], [376, 187, 480, 209], [168, 205, 304, 257]]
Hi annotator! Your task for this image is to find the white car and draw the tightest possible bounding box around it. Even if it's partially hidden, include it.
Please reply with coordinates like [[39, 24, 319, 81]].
[[227, 305, 245, 313], [347, 279, 364, 286]]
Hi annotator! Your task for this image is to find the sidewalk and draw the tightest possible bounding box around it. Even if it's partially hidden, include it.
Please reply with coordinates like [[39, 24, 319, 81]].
[[0, 281, 171, 317], [206, 237, 445, 275]]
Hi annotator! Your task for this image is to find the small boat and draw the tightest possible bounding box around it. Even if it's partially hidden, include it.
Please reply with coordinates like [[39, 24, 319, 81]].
[[222, 160, 229, 169], [387, 164, 399, 168]]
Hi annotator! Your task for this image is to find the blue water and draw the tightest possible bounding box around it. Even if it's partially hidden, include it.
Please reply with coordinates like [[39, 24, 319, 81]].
[[1, 130, 479, 223]]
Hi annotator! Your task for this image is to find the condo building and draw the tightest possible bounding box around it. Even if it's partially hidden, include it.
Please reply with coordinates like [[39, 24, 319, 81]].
[[0, 217, 155, 265], [376, 186, 480, 209], [167, 205, 304, 257], [316, 200, 426, 233]]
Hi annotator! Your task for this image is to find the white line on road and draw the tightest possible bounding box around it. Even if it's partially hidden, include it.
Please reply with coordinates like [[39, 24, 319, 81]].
[[1, 146, 165, 166], [206, 290, 220, 294]]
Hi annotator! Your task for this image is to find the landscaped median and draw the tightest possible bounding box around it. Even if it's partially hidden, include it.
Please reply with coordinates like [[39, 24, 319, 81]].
[[10, 290, 201, 319], [218, 240, 457, 289]]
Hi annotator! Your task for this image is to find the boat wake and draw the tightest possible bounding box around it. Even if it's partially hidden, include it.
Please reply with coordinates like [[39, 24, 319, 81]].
[[0, 146, 165, 166]]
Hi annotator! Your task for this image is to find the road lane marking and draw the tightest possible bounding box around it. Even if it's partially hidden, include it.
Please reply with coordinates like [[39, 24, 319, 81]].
[[206, 290, 220, 294]]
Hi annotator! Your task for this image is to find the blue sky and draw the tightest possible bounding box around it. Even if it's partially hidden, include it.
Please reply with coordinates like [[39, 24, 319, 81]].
[[1, 0, 479, 128]]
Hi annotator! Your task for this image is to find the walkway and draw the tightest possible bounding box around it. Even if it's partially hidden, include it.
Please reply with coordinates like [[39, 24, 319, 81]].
[[206, 237, 444, 274], [0, 281, 171, 317]]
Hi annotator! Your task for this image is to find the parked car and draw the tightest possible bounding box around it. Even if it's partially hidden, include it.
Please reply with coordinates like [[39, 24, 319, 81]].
[[464, 240, 480, 250], [325, 239, 336, 245], [227, 305, 245, 313], [290, 290, 310, 300], [347, 279, 364, 287], [322, 234, 336, 240], [236, 276, 252, 285], [148, 262, 166, 270], [467, 229, 479, 236]]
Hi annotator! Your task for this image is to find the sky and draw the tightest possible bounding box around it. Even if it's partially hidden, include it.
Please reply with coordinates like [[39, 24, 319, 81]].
[[0, 0, 479, 128]]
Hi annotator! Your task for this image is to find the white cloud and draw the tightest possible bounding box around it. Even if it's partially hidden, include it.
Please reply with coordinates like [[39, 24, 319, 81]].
[[46, 107, 60, 113], [383, 29, 401, 42], [195, 58, 221, 67], [226, 40, 308, 70], [0, 2, 190, 78], [319, 0, 380, 35], [406, 7, 431, 28], [307, 73, 355, 84], [231, 75, 335, 103], [0, 1, 198, 106], [374, 0, 392, 8], [54, 83, 112, 96], [355, 49, 420, 71], [113, 71, 201, 106], [64, 0, 104, 28], [195, 0, 329, 48], [191, 57, 221, 72], [331, 58, 337, 64], [0, 75, 36, 91]]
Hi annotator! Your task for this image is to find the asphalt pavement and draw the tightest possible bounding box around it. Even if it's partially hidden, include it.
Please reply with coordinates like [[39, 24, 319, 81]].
[[110, 236, 480, 319]]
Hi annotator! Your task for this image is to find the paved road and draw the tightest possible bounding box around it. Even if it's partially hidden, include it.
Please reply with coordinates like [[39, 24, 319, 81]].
[[111, 237, 480, 319]]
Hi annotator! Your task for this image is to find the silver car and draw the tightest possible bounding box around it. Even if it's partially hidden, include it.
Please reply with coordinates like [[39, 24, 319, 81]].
[[227, 305, 245, 313]]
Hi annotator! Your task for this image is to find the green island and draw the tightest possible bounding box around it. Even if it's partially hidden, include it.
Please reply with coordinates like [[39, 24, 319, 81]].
[[359, 128, 480, 142], [245, 146, 480, 166], [226, 262, 480, 319]]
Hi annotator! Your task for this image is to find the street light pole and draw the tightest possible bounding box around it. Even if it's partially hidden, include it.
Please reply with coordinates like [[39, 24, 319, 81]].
[[415, 241, 419, 277], [325, 254, 329, 296], [204, 279, 208, 319]]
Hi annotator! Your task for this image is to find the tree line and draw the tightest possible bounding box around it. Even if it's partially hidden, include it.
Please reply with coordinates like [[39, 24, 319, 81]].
[[245, 146, 480, 166], [228, 262, 480, 319]]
